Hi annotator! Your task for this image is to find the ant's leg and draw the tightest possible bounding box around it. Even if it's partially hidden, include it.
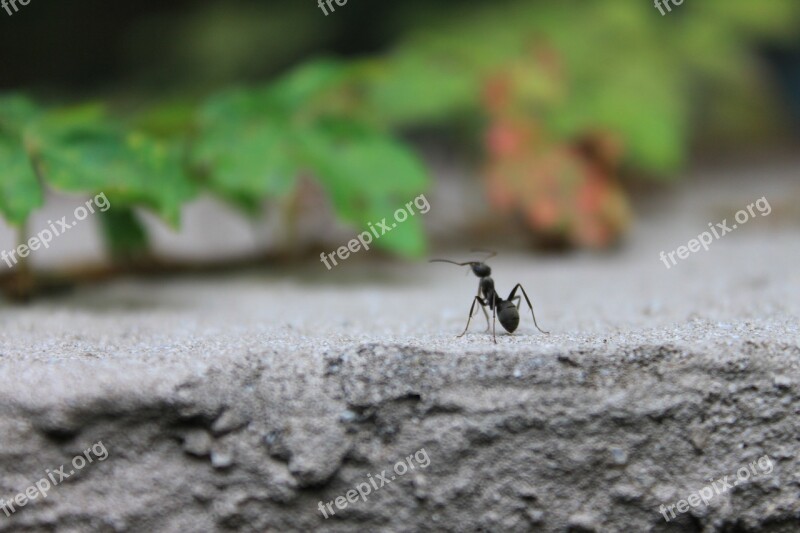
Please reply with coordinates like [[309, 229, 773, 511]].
[[476, 282, 491, 331], [482, 306, 491, 331], [457, 296, 487, 338], [507, 284, 549, 334], [492, 303, 497, 344]]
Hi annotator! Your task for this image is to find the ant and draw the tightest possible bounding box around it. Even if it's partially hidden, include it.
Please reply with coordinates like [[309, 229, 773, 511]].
[[430, 251, 549, 344]]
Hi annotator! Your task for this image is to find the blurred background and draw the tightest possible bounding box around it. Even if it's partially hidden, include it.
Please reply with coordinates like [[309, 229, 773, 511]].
[[2, 5, 799, 530], [0, 0, 799, 297]]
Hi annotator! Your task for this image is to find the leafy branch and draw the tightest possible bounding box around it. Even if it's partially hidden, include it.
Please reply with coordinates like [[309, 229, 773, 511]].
[[1, 0, 798, 293]]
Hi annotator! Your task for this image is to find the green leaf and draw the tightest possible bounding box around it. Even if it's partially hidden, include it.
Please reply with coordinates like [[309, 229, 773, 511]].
[[550, 63, 687, 174], [191, 60, 350, 209], [360, 52, 479, 127], [0, 133, 43, 226], [196, 59, 347, 126], [0, 95, 44, 225], [127, 133, 196, 226], [28, 107, 195, 226], [193, 80, 431, 256], [264, 58, 348, 114], [192, 95, 299, 211], [299, 123, 429, 257], [133, 100, 196, 139], [0, 95, 41, 134]]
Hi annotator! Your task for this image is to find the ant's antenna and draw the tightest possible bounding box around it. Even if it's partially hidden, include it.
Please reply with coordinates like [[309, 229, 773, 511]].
[[429, 249, 497, 267], [428, 259, 478, 267], [470, 248, 497, 261], [429, 258, 477, 277]]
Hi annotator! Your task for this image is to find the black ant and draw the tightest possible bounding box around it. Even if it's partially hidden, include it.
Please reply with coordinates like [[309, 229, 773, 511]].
[[430, 251, 549, 344]]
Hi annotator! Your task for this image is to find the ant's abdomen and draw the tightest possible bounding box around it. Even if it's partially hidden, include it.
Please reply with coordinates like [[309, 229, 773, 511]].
[[499, 306, 520, 333]]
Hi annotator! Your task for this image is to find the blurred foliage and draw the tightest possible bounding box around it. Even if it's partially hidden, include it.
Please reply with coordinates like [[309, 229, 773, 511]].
[[0, 0, 798, 261], [0, 96, 44, 225], [483, 78, 632, 248], [191, 60, 429, 255]]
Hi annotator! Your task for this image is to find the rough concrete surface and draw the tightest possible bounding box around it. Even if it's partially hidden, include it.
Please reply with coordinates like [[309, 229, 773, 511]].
[[0, 161, 799, 532]]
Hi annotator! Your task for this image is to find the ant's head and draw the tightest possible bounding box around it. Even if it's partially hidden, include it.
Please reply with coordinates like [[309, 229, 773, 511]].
[[429, 250, 496, 278], [471, 262, 491, 278]]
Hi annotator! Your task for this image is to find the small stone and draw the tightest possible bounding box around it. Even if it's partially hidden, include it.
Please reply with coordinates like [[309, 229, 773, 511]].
[[212, 410, 248, 436], [211, 447, 235, 469], [182, 429, 212, 457], [611, 484, 640, 502], [568, 513, 598, 531], [412, 474, 428, 499], [610, 447, 628, 465], [213, 490, 248, 523], [689, 426, 709, 452], [557, 354, 580, 367], [191, 485, 215, 503], [517, 483, 538, 500], [339, 409, 358, 423], [211, 440, 234, 469], [773, 375, 792, 389]]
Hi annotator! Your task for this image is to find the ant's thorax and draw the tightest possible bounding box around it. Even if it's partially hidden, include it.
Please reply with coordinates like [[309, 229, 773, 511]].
[[480, 277, 499, 304]]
